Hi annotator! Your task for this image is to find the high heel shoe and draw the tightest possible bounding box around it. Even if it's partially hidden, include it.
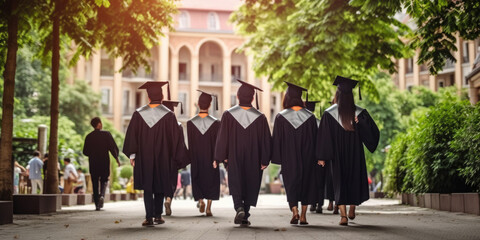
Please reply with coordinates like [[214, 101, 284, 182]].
[[339, 216, 348, 226]]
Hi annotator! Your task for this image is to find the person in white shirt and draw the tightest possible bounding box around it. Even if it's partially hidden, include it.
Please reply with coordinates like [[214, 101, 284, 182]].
[[27, 151, 44, 194], [63, 158, 78, 194], [74, 168, 87, 194]]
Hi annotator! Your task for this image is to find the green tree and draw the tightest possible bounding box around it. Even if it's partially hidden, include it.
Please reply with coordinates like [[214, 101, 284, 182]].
[[232, 0, 410, 108]]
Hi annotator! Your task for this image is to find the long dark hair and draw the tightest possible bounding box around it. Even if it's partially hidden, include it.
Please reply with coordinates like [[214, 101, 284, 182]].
[[283, 93, 305, 109], [333, 89, 355, 131]]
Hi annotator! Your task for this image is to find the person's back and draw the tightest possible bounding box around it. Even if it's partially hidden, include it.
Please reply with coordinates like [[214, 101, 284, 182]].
[[28, 151, 44, 194], [214, 79, 271, 226]]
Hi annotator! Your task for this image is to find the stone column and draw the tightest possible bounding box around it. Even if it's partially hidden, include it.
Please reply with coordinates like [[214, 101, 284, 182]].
[[91, 49, 101, 93], [222, 54, 232, 111], [398, 59, 406, 90], [468, 41, 476, 69], [170, 52, 179, 100], [454, 34, 463, 95], [37, 125, 48, 157], [413, 50, 420, 87], [247, 54, 255, 84], [429, 75, 437, 92], [159, 32, 170, 82], [190, 53, 199, 116], [261, 77, 271, 123], [470, 84, 478, 104], [113, 57, 123, 131]]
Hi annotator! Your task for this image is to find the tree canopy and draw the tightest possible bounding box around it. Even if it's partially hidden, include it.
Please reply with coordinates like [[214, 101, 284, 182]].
[[232, 0, 411, 107]]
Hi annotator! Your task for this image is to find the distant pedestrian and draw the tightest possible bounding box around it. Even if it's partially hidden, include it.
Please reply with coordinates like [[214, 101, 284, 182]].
[[27, 151, 44, 194], [63, 158, 78, 194], [180, 168, 191, 200], [316, 76, 379, 226], [83, 117, 120, 210], [14, 161, 26, 194], [74, 168, 86, 194], [271, 82, 317, 225]]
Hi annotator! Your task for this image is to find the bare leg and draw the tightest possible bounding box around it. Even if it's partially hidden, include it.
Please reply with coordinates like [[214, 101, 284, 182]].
[[206, 199, 213, 216], [199, 199, 205, 213], [300, 205, 308, 224], [348, 205, 356, 220], [164, 197, 172, 216], [290, 206, 299, 224], [339, 205, 348, 225]]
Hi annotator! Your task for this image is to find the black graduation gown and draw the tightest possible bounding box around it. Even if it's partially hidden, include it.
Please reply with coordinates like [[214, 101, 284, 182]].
[[316, 104, 379, 205], [123, 104, 188, 195], [214, 105, 272, 207], [83, 129, 119, 179], [187, 115, 220, 201], [271, 108, 318, 205], [166, 122, 189, 198], [313, 117, 335, 204]]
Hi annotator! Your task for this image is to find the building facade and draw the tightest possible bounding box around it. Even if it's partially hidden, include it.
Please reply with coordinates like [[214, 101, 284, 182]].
[[393, 33, 480, 101], [71, 0, 282, 132]]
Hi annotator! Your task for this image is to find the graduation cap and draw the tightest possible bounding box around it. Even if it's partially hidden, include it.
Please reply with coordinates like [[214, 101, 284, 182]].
[[305, 101, 320, 112], [197, 89, 218, 111], [284, 81, 309, 102], [162, 100, 184, 115], [138, 81, 171, 104], [236, 78, 263, 109], [333, 75, 362, 100]]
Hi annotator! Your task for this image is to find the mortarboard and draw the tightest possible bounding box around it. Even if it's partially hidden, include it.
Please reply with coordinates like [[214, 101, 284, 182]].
[[138, 81, 171, 104], [236, 78, 263, 109], [197, 89, 218, 111], [305, 101, 320, 112], [333, 75, 362, 100], [284, 81, 309, 102], [162, 100, 183, 115]]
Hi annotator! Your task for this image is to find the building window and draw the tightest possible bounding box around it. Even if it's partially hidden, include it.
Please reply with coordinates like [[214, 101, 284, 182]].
[[231, 94, 237, 107], [101, 88, 111, 114], [438, 80, 445, 88], [179, 63, 187, 80], [231, 65, 241, 80], [123, 90, 130, 115], [463, 41, 470, 63], [406, 58, 413, 73], [100, 59, 114, 76], [179, 92, 188, 117], [207, 12, 219, 30], [179, 11, 190, 29], [135, 92, 142, 109], [211, 64, 215, 81]]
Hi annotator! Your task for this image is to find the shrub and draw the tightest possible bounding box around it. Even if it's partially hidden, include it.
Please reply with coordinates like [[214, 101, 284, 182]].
[[120, 165, 133, 179], [451, 103, 480, 192]]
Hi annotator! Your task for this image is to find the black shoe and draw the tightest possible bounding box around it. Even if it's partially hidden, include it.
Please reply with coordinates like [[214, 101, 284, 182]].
[[240, 220, 251, 226], [142, 218, 154, 227], [99, 196, 104, 209], [309, 204, 316, 212], [234, 207, 245, 224], [316, 207, 323, 214]]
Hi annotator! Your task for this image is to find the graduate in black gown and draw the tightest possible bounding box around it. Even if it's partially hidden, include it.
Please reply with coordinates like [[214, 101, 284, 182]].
[[123, 81, 188, 226], [187, 90, 220, 216], [316, 76, 379, 226], [214, 79, 272, 226], [83, 117, 121, 211], [162, 100, 188, 216], [306, 101, 337, 214], [271, 82, 317, 225]]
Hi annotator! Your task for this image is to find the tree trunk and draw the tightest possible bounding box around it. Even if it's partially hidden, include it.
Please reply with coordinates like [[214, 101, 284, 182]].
[[0, 0, 19, 201], [46, 0, 60, 194]]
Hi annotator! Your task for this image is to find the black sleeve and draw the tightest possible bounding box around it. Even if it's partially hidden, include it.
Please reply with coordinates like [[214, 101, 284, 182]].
[[82, 134, 91, 157], [214, 112, 230, 164], [316, 112, 335, 162], [271, 115, 283, 165], [107, 132, 119, 159], [123, 112, 139, 157], [260, 115, 272, 166], [356, 110, 380, 153]]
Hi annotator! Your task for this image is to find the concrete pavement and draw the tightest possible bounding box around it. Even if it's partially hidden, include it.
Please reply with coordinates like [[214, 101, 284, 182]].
[[1, 194, 479, 240]]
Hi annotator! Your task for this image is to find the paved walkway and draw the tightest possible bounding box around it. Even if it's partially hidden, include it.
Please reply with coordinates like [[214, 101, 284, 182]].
[[1, 194, 479, 240]]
